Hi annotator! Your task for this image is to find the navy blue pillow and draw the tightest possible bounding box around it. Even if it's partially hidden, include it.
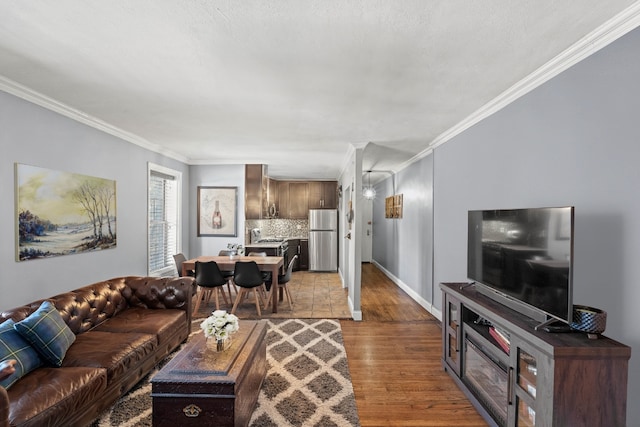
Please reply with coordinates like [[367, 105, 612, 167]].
[[14, 301, 76, 367], [0, 319, 43, 389]]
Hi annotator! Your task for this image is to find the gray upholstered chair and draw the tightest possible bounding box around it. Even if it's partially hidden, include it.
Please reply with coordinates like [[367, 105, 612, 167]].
[[173, 253, 194, 277]]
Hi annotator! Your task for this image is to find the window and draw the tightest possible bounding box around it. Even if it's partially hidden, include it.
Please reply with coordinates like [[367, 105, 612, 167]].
[[148, 163, 181, 276]]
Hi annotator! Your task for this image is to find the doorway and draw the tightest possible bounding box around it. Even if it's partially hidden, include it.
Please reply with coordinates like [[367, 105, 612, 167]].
[[361, 198, 372, 263]]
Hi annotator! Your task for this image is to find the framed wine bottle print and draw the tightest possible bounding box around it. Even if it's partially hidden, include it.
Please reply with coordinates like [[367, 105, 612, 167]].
[[197, 186, 238, 237]]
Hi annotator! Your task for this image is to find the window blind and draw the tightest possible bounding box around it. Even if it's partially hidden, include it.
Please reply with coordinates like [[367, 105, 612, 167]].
[[148, 170, 178, 275]]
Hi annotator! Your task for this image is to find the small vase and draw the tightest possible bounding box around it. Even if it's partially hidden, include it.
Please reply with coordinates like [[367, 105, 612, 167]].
[[207, 336, 231, 352]]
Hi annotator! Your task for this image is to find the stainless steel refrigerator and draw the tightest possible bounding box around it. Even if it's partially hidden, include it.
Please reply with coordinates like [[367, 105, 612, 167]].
[[309, 209, 338, 271]]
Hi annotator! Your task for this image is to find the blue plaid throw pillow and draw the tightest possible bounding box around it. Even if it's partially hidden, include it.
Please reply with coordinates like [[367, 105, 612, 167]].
[[0, 319, 43, 389], [13, 301, 76, 367]]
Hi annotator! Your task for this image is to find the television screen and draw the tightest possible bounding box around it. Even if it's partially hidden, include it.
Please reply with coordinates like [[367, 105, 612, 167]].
[[468, 207, 574, 323]]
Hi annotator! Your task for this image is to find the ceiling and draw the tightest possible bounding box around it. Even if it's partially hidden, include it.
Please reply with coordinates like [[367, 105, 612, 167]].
[[1, 1, 638, 181]]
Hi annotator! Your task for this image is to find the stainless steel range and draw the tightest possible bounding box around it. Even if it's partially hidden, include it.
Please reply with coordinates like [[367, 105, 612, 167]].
[[245, 234, 289, 273]]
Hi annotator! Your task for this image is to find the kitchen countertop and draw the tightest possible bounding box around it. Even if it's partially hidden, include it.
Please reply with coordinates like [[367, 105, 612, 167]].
[[245, 242, 285, 249], [246, 237, 308, 247]]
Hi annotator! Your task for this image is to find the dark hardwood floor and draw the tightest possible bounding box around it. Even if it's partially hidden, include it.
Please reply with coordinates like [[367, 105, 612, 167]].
[[196, 262, 488, 425], [341, 263, 488, 427]]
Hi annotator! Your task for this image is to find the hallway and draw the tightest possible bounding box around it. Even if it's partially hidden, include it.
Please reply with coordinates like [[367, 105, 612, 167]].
[[341, 263, 487, 426]]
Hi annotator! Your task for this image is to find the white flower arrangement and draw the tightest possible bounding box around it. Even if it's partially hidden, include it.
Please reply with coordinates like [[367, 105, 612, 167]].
[[200, 310, 239, 340], [226, 243, 245, 256]]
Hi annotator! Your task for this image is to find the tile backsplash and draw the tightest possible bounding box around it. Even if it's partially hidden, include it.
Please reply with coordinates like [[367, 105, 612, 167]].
[[245, 219, 309, 243]]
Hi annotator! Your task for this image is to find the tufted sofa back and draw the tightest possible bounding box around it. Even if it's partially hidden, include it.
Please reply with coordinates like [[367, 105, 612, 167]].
[[0, 276, 195, 335]]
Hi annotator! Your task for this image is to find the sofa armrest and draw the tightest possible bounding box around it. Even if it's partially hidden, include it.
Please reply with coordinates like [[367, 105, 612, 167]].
[[0, 385, 8, 427]]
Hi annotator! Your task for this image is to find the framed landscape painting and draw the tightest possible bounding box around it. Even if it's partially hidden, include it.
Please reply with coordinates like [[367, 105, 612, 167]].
[[197, 186, 237, 237], [16, 163, 117, 261]]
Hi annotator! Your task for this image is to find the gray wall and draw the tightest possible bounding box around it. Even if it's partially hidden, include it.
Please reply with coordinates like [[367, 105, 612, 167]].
[[372, 154, 434, 308], [373, 27, 640, 421], [0, 91, 190, 309], [188, 164, 246, 257]]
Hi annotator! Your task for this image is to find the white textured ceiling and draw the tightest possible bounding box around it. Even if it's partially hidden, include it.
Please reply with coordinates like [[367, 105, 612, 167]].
[[0, 1, 638, 180]]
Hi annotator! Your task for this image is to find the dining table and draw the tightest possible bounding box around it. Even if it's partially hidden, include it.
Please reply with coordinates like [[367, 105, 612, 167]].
[[182, 255, 285, 313]]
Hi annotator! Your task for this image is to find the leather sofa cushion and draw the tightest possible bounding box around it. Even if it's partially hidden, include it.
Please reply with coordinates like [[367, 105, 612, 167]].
[[61, 331, 156, 382], [93, 307, 187, 348], [48, 282, 130, 335], [7, 366, 106, 427]]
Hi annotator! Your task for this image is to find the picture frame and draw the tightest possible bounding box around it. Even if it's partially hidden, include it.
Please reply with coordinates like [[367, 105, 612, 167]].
[[385, 196, 394, 218], [16, 163, 117, 261], [385, 194, 403, 219], [197, 186, 237, 237]]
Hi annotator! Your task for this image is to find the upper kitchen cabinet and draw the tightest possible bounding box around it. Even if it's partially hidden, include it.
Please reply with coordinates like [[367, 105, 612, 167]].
[[245, 164, 276, 219], [308, 181, 337, 209], [245, 164, 264, 219], [277, 180, 290, 219], [247, 170, 336, 219], [266, 177, 278, 218], [275, 181, 309, 219], [288, 182, 309, 219]]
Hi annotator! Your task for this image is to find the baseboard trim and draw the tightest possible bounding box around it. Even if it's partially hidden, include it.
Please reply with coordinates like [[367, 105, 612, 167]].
[[371, 260, 440, 321], [348, 296, 363, 321]]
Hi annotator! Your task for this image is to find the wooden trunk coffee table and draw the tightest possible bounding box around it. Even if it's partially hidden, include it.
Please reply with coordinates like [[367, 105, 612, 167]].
[[151, 320, 267, 427]]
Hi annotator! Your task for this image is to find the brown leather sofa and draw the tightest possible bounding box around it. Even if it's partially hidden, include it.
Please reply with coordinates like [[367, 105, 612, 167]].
[[0, 275, 196, 427]]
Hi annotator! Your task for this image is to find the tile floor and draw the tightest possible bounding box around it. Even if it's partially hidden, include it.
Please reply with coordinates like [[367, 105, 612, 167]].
[[193, 270, 351, 319]]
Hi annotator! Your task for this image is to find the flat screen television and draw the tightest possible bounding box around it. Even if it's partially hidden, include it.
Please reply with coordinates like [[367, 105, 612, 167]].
[[467, 206, 574, 326]]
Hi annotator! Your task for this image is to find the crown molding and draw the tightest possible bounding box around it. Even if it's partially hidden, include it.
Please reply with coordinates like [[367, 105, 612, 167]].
[[418, 2, 640, 155], [394, 146, 433, 173], [0, 75, 189, 163]]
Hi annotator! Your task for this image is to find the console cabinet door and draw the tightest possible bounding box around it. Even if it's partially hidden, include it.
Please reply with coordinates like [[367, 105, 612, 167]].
[[443, 293, 462, 375], [508, 338, 547, 427], [514, 346, 538, 427]]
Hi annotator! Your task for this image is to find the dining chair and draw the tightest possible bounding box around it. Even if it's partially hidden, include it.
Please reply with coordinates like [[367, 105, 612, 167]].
[[218, 250, 238, 296], [265, 255, 298, 310], [230, 261, 265, 317], [173, 253, 194, 277], [247, 252, 271, 286], [193, 261, 229, 315]]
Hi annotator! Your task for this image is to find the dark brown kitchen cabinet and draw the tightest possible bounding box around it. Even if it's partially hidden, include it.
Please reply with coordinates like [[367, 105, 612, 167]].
[[252, 176, 336, 219], [276, 181, 289, 219], [266, 177, 277, 217], [308, 181, 337, 209], [288, 182, 308, 219], [298, 239, 309, 270], [245, 164, 264, 219], [288, 239, 300, 270], [245, 165, 278, 219]]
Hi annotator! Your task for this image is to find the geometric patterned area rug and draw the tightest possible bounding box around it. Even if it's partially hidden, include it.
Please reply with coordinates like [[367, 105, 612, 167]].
[[90, 319, 360, 427], [250, 319, 360, 427]]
